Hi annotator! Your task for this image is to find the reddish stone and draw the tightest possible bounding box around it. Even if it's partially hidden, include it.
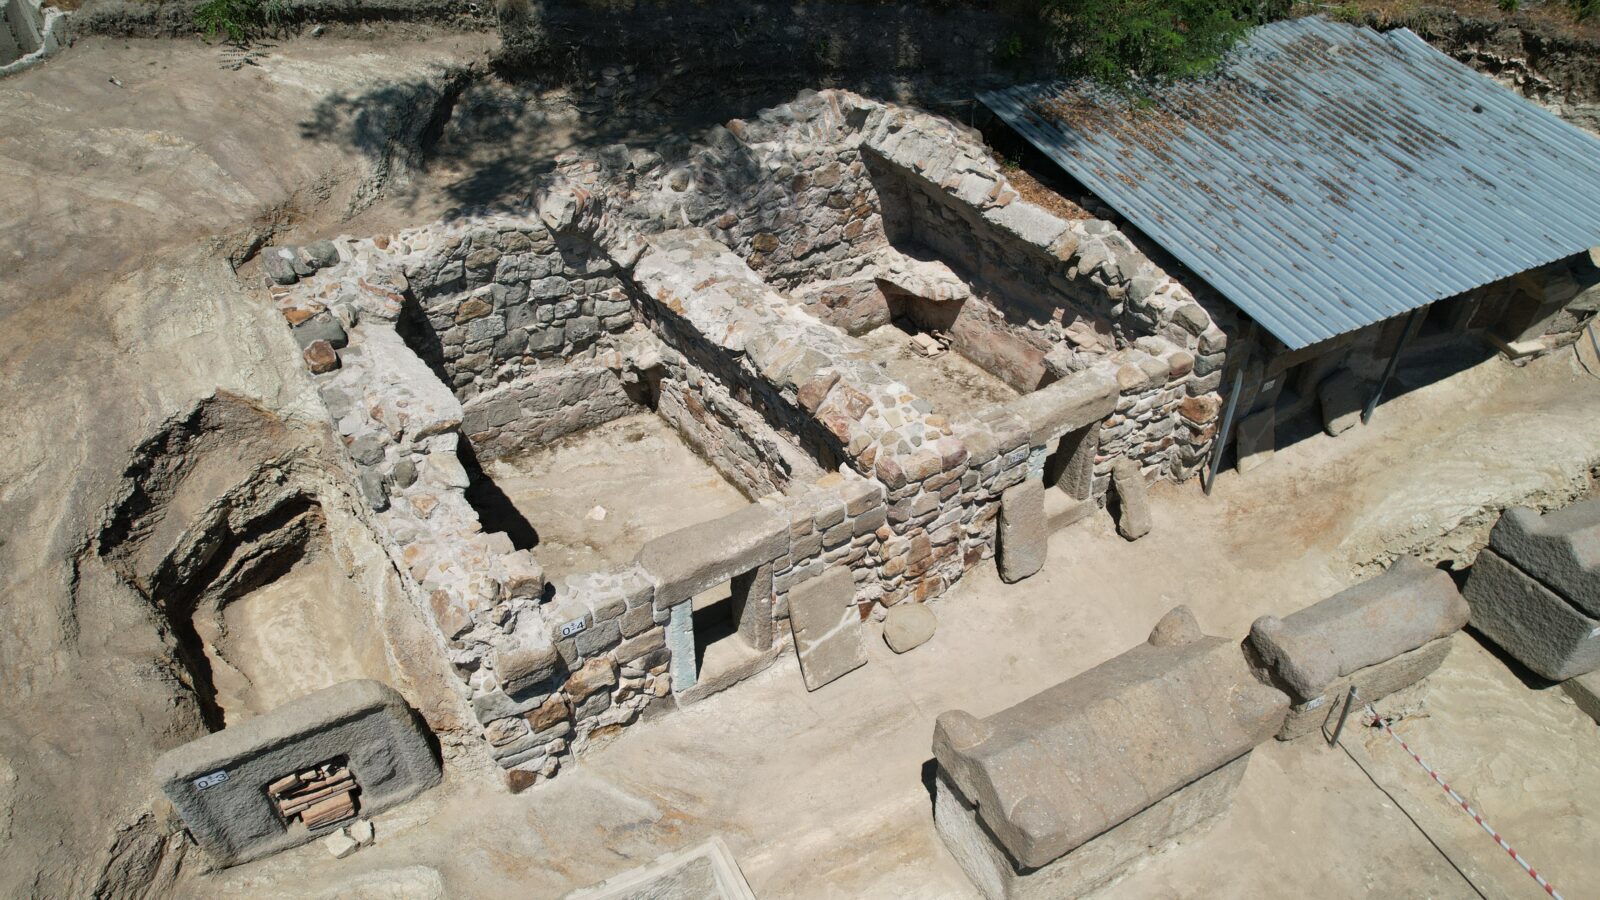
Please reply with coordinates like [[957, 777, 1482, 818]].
[[505, 769, 538, 794], [797, 372, 839, 412], [303, 340, 339, 374], [1179, 395, 1222, 424], [524, 694, 571, 731]]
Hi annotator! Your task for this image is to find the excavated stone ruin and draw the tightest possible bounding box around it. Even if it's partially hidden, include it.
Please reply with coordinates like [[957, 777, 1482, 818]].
[[253, 89, 1243, 791]]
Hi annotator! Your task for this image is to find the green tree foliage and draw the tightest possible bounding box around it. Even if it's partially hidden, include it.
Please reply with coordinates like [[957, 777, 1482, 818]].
[[193, 0, 287, 44], [1020, 0, 1284, 84]]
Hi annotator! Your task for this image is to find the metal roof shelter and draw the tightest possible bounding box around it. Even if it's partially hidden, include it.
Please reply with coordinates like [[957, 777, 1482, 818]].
[[979, 17, 1600, 351]]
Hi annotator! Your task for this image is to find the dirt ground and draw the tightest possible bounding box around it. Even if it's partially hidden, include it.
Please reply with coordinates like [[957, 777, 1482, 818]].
[[194, 343, 1600, 899], [483, 413, 753, 581], [859, 324, 1020, 416]]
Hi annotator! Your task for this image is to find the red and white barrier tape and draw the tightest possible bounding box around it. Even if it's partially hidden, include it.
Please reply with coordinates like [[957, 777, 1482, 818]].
[[1366, 704, 1564, 900]]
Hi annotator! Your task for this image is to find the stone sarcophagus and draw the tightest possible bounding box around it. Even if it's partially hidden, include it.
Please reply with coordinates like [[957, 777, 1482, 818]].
[[154, 680, 441, 866], [931, 607, 1287, 899], [1248, 555, 1469, 739]]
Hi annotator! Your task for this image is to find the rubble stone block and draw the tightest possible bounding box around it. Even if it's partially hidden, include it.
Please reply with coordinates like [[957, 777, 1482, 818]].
[[1317, 371, 1367, 436], [934, 756, 1248, 900], [932, 606, 1285, 874], [1276, 636, 1455, 740], [788, 566, 866, 691], [997, 479, 1045, 584], [1235, 407, 1275, 472], [1110, 459, 1150, 541], [1464, 549, 1600, 681], [883, 603, 937, 653], [1488, 502, 1600, 616], [154, 680, 440, 867], [1246, 556, 1468, 701], [638, 504, 788, 609]]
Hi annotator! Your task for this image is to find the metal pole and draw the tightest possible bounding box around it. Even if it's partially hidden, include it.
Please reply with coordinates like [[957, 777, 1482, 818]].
[[1328, 685, 1359, 747], [1204, 366, 1246, 496], [1363, 308, 1426, 425]]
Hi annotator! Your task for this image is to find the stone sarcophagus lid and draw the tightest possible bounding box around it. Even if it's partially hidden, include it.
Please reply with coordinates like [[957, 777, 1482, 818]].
[[931, 607, 1287, 899], [154, 680, 441, 867]]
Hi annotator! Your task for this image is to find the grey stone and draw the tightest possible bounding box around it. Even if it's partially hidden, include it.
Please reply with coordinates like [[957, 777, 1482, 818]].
[[262, 246, 300, 285], [637, 503, 788, 609], [153, 680, 440, 867], [1317, 371, 1368, 436], [303, 240, 340, 269], [1275, 636, 1455, 740], [357, 468, 388, 512], [997, 480, 1045, 584], [883, 603, 936, 653], [1235, 407, 1275, 472], [347, 433, 385, 467], [292, 313, 349, 351], [1488, 502, 1600, 616], [1464, 549, 1600, 681], [788, 566, 866, 691], [1111, 458, 1150, 541], [931, 606, 1286, 870], [497, 640, 560, 696], [935, 756, 1248, 900], [1246, 556, 1468, 701]]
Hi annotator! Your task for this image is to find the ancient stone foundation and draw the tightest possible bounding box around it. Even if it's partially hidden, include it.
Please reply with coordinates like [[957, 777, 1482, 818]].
[[266, 88, 1241, 787]]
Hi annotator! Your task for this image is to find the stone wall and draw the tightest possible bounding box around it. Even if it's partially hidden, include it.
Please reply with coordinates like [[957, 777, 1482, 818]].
[[259, 88, 1272, 789]]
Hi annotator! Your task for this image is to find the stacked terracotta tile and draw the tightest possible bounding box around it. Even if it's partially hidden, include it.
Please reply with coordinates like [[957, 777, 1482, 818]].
[[267, 762, 358, 830]]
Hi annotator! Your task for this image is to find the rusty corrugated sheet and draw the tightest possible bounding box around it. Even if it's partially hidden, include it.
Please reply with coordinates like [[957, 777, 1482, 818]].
[[979, 17, 1600, 350]]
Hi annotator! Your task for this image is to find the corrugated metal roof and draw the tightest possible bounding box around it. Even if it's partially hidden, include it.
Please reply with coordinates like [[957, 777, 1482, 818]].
[[979, 17, 1600, 350]]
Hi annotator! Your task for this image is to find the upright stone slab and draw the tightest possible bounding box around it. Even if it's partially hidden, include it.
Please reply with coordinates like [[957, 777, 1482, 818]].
[[1235, 407, 1275, 472], [153, 680, 441, 867], [1465, 549, 1600, 681], [932, 607, 1287, 897], [1111, 458, 1150, 541], [997, 479, 1046, 583], [1317, 371, 1367, 436], [1488, 502, 1600, 616], [788, 566, 867, 691]]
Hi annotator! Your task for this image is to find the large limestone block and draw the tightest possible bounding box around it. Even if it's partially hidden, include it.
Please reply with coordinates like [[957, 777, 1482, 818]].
[[1488, 502, 1600, 616], [154, 680, 441, 867], [788, 566, 867, 691], [637, 504, 788, 609], [1247, 555, 1468, 701], [932, 607, 1286, 870], [1465, 549, 1600, 681], [935, 756, 1249, 900], [997, 479, 1046, 583], [1276, 636, 1454, 740]]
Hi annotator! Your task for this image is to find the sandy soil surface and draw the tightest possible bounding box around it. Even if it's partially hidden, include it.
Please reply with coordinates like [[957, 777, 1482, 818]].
[[859, 323, 1020, 417], [195, 346, 1600, 899], [483, 413, 753, 581]]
